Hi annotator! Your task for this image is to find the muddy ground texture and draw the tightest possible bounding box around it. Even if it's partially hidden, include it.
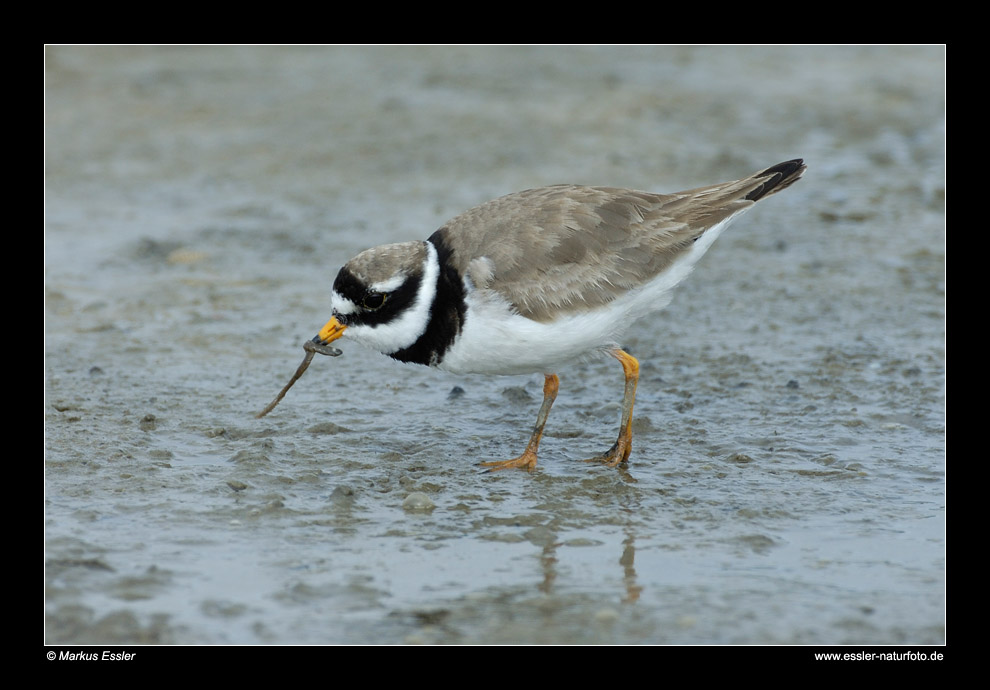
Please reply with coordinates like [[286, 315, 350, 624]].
[[45, 46, 944, 644]]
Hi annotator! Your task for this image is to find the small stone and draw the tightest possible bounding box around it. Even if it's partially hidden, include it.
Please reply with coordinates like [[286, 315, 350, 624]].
[[402, 492, 435, 512], [330, 485, 356, 508], [501, 386, 531, 404], [166, 248, 208, 265], [594, 608, 620, 624]]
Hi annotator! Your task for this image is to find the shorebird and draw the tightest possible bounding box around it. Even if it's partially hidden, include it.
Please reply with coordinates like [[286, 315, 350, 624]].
[[313, 159, 806, 470]]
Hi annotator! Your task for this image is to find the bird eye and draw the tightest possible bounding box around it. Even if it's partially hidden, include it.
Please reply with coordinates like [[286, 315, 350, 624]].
[[362, 292, 387, 310]]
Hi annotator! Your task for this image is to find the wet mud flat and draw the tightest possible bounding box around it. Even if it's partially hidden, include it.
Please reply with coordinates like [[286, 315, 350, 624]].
[[45, 46, 944, 644]]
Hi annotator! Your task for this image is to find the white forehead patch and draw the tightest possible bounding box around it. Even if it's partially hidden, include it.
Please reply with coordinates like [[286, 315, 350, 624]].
[[330, 293, 357, 316]]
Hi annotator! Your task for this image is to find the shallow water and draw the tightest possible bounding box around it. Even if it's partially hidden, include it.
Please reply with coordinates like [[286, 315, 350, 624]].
[[45, 46, 944, 644]]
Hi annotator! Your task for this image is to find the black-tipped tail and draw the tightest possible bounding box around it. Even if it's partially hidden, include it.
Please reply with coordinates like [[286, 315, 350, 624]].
[[744, 159, 806, 202]]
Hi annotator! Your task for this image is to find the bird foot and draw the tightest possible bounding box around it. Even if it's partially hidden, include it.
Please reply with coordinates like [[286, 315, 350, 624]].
[[584, 441, 630, 468], [480, 449, 539, 472]]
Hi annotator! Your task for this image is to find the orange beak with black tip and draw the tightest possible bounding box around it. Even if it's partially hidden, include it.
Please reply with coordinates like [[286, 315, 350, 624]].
[[317, 315, 348, 345]]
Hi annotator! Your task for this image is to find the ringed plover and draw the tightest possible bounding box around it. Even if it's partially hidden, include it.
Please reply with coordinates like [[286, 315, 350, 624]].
[[315, 159, 806, 471]]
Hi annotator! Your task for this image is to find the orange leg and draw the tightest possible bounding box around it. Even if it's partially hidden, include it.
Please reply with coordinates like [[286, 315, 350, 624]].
[[586, 349, 640, 468], [482, 373, 559, 472]]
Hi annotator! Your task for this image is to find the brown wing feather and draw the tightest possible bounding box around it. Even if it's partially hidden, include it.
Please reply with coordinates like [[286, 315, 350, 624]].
[[437, 160, 805, 322]]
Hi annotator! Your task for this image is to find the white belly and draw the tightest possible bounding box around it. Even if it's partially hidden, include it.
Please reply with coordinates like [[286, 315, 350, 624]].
[[438, 293, 624, 375]]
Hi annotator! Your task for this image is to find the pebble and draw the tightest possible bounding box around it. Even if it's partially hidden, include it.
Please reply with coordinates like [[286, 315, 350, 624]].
[[402, 492, 435, 512]]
